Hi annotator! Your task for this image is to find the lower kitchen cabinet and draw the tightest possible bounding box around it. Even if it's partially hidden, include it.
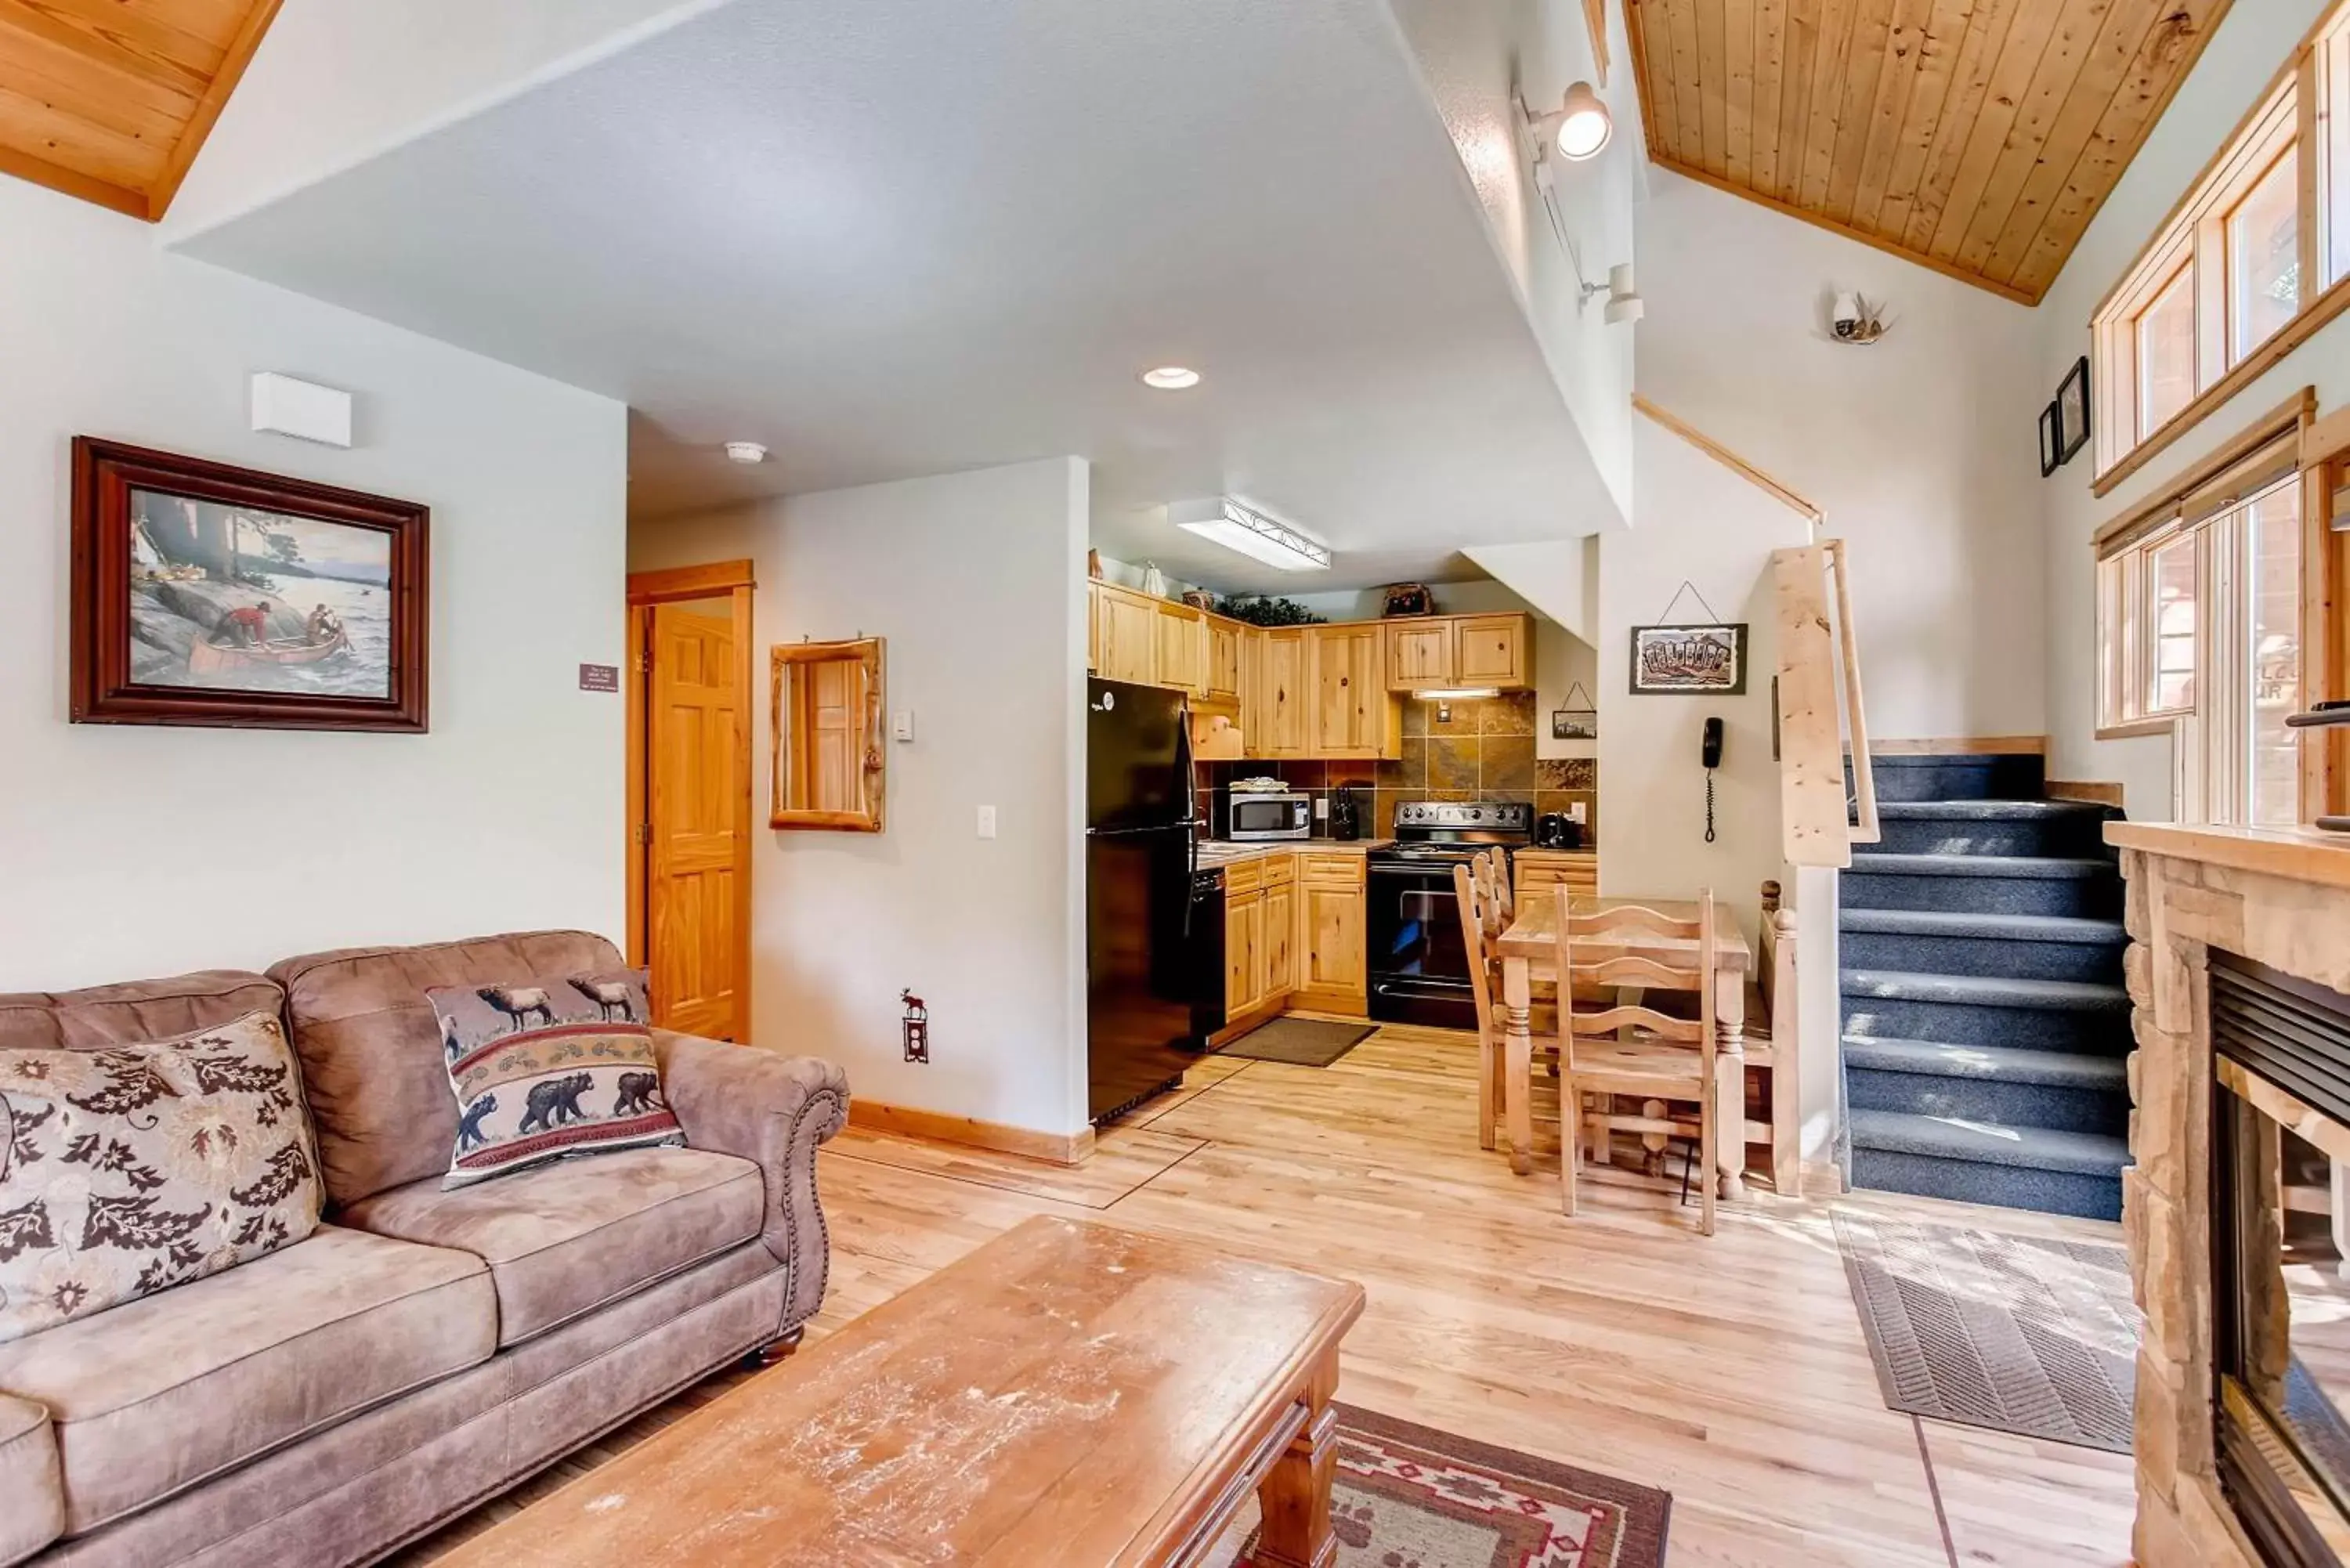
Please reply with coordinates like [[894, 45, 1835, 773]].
[[1263, 878, 1295, 996], [1292, 854, 1367, 1017]]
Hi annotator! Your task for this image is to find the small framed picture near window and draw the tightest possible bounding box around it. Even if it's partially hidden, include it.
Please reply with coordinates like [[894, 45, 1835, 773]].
[[2055, 356, 2091, 468], [1629, 623, 1747, 695], [2040, 403, 2062, 478], [70, 438, 431, 732]]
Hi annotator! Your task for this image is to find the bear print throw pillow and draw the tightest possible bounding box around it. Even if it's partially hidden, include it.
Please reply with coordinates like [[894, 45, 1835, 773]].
[[425, 971, 682, 1190]]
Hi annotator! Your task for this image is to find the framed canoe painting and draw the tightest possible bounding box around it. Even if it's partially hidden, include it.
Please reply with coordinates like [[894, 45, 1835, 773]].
[[70, 439, 429, 731]]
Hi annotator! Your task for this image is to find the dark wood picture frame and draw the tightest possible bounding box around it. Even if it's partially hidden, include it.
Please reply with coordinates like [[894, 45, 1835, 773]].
[[70, 438, 430, 732], [2040, 402, 2062, 478], [2055, 354, 2092, 468], [1627, 622, 1748, 695]]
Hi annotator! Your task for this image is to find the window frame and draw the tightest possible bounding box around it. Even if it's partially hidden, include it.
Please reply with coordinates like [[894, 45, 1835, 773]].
[[2084, 5, 2350, 499]]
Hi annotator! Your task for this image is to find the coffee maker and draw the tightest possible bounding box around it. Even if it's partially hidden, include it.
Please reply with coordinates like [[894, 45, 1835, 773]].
[[1329, 785, 1362, 841]]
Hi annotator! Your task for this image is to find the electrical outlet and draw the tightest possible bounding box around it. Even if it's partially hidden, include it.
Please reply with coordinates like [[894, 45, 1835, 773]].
[[1313, 797, 1329, 819], [1569, 801, 1587, 825], [976, 804, 997, 839]]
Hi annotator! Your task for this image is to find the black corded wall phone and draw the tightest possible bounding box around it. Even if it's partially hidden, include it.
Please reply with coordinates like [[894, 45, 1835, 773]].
[[1701, 717, 1723, 843]]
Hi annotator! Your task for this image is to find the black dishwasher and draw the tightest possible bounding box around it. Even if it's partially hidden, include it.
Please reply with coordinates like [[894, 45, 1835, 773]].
[[1189, 867, 1227, 1042]]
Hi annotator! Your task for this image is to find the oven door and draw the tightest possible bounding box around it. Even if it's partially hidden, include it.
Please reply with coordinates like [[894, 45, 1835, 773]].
[[1366, 858, 1477, 1026]]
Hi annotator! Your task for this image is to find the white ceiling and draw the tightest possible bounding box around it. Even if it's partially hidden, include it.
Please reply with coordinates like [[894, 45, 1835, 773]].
[[175, 0, 1614, 594]]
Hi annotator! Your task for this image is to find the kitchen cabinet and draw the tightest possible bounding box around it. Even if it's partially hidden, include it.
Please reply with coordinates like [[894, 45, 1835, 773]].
[[1310, 626, 1401, 759], [1514, 849, 1599, 904], [1292, 852, 1367, 1016], [1258, 628, 1313, 759], [1220, 854, 1291, 1021], [1093, 585, 1156, 685], [1263, 875, 1295, 997], [1383, 612, 1534, 692], [1152, 599, 1207, 697], [1204, 618, 1244, 707], [1454, 614, 1528, 688], [1386, 620, 1454, 688], [1224, 886, 1264, 1017]]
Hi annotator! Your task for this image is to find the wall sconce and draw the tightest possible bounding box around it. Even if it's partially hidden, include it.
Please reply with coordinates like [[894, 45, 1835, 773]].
[[1582, 262, 1644, 325]]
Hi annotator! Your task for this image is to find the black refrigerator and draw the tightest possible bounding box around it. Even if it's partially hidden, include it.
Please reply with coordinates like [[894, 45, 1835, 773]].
[[1086, 677, 1200, 1122]]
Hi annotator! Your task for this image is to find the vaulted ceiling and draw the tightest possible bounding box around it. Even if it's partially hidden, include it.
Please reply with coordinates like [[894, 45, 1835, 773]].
[[0, 0, 280, 220], [1624, 0, 2232, 305]]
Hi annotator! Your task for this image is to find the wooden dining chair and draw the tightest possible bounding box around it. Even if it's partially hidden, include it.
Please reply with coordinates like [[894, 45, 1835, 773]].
[[1551, 887, 1719, 1233], [1452, 861, 1502, 1151]]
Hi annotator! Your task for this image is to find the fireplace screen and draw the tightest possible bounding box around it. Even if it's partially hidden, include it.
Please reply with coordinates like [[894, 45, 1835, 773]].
[[2213, 952, 2350, 1566]]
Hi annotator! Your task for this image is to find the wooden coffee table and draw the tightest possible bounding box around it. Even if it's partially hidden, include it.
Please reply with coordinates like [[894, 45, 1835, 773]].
[[433, 1215, 1365, 1567]]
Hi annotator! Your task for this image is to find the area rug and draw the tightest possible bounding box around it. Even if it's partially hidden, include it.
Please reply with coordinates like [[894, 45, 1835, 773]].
[[1833, 1209, 2139, 1451], [1215, 1403, 1671, 1567], [1217, 1017, 1376, 1068]]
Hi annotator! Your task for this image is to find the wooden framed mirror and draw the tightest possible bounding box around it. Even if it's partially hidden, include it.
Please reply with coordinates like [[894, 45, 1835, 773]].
[[771, 638, 885, 832]]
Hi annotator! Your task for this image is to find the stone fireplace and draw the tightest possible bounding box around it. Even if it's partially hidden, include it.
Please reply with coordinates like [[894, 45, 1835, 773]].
[[2116, 824, 2350, 1566]]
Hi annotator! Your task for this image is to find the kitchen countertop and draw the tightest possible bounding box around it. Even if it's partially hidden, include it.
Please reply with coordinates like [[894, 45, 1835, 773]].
[[1194, 839, 1389, 866]]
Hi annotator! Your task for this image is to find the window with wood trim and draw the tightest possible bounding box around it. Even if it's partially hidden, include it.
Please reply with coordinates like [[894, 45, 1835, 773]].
[[2097, 452, 2307, 828], [2095, 81, 2301, 476]]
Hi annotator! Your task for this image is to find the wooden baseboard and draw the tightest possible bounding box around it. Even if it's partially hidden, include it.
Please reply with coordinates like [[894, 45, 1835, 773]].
[[1852, 735, 2048, 756], [2046, 779, 2125, 808], [1801, 1157, 1849, 1196], [847, 1099, 1095, 1166]]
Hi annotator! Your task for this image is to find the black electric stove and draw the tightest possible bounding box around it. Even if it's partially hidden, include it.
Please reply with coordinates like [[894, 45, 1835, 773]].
[[1366, 800, 1532, 1028]]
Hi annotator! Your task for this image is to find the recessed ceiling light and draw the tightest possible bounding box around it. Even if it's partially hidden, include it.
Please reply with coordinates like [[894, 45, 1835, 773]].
[[723, 441, 768, 465], [1141, 367, 1201, 391]]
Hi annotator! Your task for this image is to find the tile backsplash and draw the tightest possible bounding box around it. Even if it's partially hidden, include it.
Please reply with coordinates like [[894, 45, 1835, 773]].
[[1197, 691, 1598, 843]]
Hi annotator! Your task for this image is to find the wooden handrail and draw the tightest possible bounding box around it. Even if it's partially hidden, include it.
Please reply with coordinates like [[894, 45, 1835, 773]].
[[1827, 539, 1879, 846], [1770, 545, 1850, 869], [1634, 396, 1823, 535]]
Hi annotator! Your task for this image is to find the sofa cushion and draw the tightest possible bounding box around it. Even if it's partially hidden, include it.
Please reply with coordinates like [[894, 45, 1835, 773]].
[[0, 972, 284, 1056], [0, 1224, 493, 1536], [1, 1010, 324, 1344], [0, 1393, 60, 1566], [339, 1146, 761, 1346], [425, 971, 682, 1190], [269, 931, 626, 1207]]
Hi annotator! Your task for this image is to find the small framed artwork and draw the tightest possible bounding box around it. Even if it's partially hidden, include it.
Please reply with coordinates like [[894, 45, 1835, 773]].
[[1629, 623, 1747, 695], [1551, 678, 1597, 739], [70, 438, 430, 732], [2054, 355, 2091, 467], [2039, 403, 2061, 478]]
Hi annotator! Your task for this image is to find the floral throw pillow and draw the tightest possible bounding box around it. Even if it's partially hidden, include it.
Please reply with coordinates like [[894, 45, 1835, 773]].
[[425, 970, 682, 1190], [0, 1010, 324, 1344]]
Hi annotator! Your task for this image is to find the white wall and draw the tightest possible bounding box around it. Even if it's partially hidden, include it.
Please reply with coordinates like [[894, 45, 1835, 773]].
[[1601, 421, 1813, 941], [1388, 0, 1638, 523], [0, 179, 629, 990], [1639, 168, 2049, 741], [2036, 0, 2342, 820], [630, 460, 1090, 1137]]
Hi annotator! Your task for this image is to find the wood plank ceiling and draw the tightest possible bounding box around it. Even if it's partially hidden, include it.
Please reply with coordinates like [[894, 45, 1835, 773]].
[[1623, 0, 2232, 305], [0, 0, 281, 221]]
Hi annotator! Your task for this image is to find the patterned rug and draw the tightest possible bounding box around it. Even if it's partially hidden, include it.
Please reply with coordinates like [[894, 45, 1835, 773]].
[[1216, 1403, 1671, 1567]]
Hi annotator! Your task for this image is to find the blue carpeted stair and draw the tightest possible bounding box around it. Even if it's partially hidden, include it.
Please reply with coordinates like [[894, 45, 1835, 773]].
[[1838, 753, 2131, 1220]]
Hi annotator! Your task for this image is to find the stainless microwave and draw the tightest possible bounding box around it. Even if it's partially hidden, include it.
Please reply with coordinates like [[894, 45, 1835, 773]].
[[1213, 789, 1312, 841]]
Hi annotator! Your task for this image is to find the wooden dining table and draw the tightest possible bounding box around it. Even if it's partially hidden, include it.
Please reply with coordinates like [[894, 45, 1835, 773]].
[[1494, 895, 1756, 1197]]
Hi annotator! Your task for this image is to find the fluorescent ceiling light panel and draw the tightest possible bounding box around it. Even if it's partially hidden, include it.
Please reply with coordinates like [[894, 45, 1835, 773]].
[[1174, 498, 1331, 572]]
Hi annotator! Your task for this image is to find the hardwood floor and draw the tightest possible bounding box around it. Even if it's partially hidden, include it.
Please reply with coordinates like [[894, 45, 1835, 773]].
[[403, 1024, 2134, 1566]]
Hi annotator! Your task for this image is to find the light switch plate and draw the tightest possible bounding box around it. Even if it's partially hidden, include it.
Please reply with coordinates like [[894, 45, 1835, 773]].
[[892, 710, 914, 742], [976, 805, 997, 840]]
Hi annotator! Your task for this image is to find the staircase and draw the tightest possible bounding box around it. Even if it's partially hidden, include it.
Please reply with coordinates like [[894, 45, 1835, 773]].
[[1838, 752, 2131, 1221]]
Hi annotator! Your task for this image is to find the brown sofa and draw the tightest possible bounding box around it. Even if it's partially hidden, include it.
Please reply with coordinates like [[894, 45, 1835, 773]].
[[0, 931, 848, 1568]]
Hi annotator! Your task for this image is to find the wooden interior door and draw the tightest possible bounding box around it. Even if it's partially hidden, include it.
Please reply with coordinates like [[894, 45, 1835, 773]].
[[648, 602, 747, 1039]]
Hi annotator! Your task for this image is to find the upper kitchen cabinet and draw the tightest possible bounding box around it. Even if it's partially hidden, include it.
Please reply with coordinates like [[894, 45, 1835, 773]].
[[1152, 598, 1207, 697], [1093, 583, 1157, 685], [1453, 614, 1528, 688], [1310, 625, 1400, 760], [1203, 618, 1245, 708], [1258, 627, 1313, 759], [1383, 612, 1532, 693]]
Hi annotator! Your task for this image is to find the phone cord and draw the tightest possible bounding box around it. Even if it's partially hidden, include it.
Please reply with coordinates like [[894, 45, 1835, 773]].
[[1705, 770, 1717, 844]]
